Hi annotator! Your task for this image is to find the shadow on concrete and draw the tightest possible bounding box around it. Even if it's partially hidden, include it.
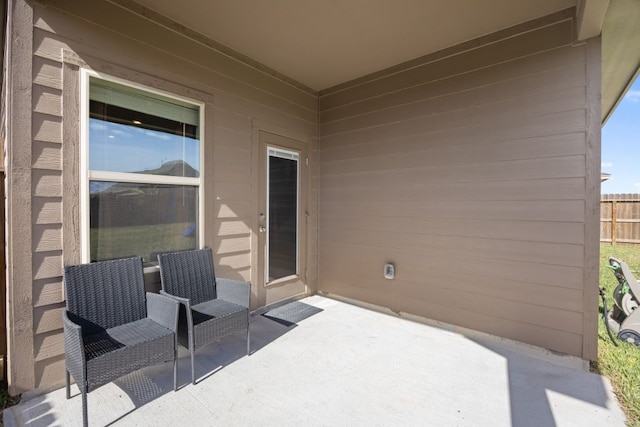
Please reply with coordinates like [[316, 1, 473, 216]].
[[104, 312, 298, 425], [9, 312, 301, 427], [5, 394, 56, 426], [471, 339, 615, 427]]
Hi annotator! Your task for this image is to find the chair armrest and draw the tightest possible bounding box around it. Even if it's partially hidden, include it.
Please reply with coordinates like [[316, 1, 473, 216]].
[[62, 311, 86, 380], [217, 278, 251, 308], [160, 290, 196, 349], [159, 290, 191, 308], [146, 292, 180, 333]]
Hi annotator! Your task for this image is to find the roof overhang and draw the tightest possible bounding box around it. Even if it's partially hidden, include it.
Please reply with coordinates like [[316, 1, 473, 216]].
[[576, 0, 609, 40], [601, 0, 640, 124]]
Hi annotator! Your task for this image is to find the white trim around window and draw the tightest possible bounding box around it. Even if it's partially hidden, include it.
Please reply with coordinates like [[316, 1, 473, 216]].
[[79, 68, 206, 263]]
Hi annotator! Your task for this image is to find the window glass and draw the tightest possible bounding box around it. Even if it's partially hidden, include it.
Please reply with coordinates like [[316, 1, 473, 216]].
[[90, 182, 198, 263], [86, 76, 201, 263], [268, 154, 298, 281], [89, 78, 200, 176]]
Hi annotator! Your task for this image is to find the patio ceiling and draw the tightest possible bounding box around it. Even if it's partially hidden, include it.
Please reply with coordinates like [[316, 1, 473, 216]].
[[130, 0, 578, 91], [124, 0, 636, 120]]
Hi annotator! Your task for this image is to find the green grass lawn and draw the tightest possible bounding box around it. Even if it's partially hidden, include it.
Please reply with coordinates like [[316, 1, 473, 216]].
[[91, 222, 196, 262], [596, 244, 640, 426]]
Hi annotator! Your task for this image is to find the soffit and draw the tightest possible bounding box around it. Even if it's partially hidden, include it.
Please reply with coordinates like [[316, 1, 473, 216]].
[[132, 0, 576, 91], [601, 0, 640, 124]]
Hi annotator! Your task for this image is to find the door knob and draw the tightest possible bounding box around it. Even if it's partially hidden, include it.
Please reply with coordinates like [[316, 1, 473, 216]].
[[259, 226, 266, 233]]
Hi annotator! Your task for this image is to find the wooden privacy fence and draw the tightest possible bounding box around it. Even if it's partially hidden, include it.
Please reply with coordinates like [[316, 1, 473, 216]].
[[601, 194, 640, 245]]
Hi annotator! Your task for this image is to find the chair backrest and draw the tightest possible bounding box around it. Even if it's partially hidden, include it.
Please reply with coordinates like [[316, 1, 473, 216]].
[[158, 248, 217, 305], [64, 257, 147, 330]]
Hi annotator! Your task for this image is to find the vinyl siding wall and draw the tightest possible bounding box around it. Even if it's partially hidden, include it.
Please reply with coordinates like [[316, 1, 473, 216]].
[[6, 2, 600, 394], [318, 11, 600, 359], [6, 0, 318, 393]]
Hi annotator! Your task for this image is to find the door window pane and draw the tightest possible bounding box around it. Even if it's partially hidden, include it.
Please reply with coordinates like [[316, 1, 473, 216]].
[[268, 151, 298, 281]]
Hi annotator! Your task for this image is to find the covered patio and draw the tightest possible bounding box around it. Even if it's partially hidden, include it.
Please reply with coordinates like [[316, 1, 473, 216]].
[[4, 296, 625, 426], [3, 2, 640, 420]]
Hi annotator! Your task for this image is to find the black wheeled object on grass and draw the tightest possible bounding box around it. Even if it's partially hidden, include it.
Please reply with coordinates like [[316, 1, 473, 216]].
[[601, 257, 640, 347]]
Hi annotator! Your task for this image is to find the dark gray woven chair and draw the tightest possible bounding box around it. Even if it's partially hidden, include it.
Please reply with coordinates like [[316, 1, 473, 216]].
[[158, 248, 251, 385], [63, 257, 179, 427]]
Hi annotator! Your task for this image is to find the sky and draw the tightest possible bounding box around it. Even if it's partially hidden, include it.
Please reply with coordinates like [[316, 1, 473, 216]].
[[89, 119, 199, 173], [601, 76, 640, 195]]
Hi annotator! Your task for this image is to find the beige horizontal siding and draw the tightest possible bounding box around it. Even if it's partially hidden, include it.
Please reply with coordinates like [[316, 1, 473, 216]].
[[321, 279, 583, 356], [319, 216, 585, 245], [321, 177, 586, 203], [34, 331, 63, 362], [32, 112, 61, 144], [321, 47, 586, 122], [10, 0, 319, 393], [34, 305, 65, 335], [321, 228, 584, 267], [216, 201, 252, 219], [216, 252, 252, 272], [214, 182, 252, 202], [33, 278, 64, 308], [216, 236, 251, 256], [32, 170, 62, 197], [32, 141, 62, 170], [318, 12, 592, 357], [35, 356, 65, 390], [320, 199, 585, 223], [33, 225, 62, 252], [31, 52, 64, 339], [321, 156, 586, 186], [321, 108, 587, 154], [33, 85, 61, 117], [320, 19, 573, 108], [320, 240, 585, 290], [35, 1, 316, 108], [217, 266, 251, 283], [321, 86, 585, 137], [32, 40, 316, 127], [33, 197, 62, 225], [321, 131, 586, 164], [33, 57, 63, 90], [32, 252, 62, 281]]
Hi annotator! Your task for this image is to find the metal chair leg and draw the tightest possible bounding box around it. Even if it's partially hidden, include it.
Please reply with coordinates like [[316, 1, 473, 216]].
[[246, 314, 251, 355], [65, 370, 71, 399], [81, 390, 88, 427], [191, 348, 196, 385], [173, 351, 178, 391], [173, 336, 178, 391]]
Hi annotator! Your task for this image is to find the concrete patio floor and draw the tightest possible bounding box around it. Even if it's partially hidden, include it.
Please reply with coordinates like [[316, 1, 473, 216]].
[[4, 295, 626, 426]]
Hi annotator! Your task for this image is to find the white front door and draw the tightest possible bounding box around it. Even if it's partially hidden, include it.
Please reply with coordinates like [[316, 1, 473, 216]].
[[255, 131, 308, 306]]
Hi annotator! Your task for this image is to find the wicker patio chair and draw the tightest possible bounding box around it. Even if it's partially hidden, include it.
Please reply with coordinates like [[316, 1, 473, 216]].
[[158, 248, 251, 385], [63, 257, 180, 427]]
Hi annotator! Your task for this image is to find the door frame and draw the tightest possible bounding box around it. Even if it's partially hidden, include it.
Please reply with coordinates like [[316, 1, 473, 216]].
[[251, 128, 309, 308]]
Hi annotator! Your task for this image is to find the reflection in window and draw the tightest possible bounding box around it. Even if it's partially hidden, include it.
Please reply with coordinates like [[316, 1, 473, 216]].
[[90, 182, 198, 263], [86, 76, 201, 263], [89, 78, 199, 175]]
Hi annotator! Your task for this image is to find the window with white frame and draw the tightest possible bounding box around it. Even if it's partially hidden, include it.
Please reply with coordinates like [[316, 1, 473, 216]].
[[82, 73, 203, 264]]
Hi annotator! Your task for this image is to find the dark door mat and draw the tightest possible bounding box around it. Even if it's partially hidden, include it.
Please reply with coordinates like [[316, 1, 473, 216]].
[[262, 301, 323, 327]]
